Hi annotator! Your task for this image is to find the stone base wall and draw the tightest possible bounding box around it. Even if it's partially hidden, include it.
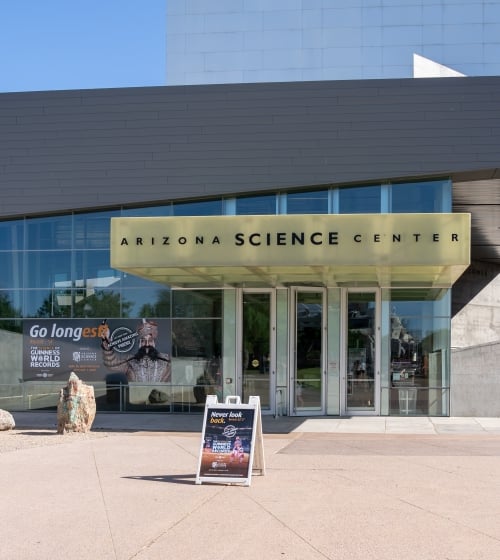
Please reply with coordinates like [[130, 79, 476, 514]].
[[451, 342, 500, 416], [452, 261, 500, 349]]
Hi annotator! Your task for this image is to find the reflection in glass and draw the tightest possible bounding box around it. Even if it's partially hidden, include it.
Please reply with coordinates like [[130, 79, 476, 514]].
[[30, 288, 132, 319], [339, 185, 381, 213], [0, 319, 22, 334], [122, 205, 172, 216], [26, 214, 72, 250], [173, 199, 223, 216], [386, 288, 450, 416], [74, 250, 121, 289], [172, 318, 223, 405], [135, 288, 171, 318], [0, 253, 23, 289], [72, 289, 132, 318], [120, 272, 164, 289], [119, 288, 171, 318], [0, 291, 21, 319], [0, 320, 23, 395], [346, 292, 376, 411], [0, 219, 24, 251], [236, 194, 276, 215], [242, 293, 271, 409], [295, 291, 323, 411], [25, 289, 72, 318], [26, 251, 72, 290], [173, 290, 222, 318], [287, 190, 328, 214], [172, 318, 221, 358], [74, 210, 120, 249], [391, 179, 451, 213]]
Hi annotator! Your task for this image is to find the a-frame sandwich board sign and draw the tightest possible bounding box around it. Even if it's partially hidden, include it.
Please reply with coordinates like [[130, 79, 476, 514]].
[[195, 395, 265, 486]]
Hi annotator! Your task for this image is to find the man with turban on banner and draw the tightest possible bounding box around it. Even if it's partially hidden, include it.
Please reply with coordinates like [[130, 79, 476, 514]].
[[101, 319, 171, 383]]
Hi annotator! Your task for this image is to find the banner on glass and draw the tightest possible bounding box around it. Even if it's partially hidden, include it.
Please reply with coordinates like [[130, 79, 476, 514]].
[[22, 318, 171, 382]]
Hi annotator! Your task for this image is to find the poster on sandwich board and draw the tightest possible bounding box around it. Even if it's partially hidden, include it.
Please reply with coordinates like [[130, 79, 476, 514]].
[[195, 395, 265, 486]]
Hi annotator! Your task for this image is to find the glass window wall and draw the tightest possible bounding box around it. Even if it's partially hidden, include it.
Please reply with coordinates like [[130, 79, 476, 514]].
[[74, 210, 120, 249], [0, 291, 22, 318], [172, 290, 222, 318], [287, 189, 328, 214], [74, 250, 120, 288], [0, 253, 23, 290], [122, 205, 172, 217], [0, 179, 454, 414], [25, 251, 72, 291], [171, 290, 223, 410], [173, 199, 223, 216], [236, 194, 277, 215], [382, 288, 450, 416], [339, 185, 381, 213], [128, 287, 171, 318], [27, 215, 72, 250], [26, 288, 73, 318], [71, 288, 131, 319], [0, 220, 24, 251], [391, 179, 452, 213]]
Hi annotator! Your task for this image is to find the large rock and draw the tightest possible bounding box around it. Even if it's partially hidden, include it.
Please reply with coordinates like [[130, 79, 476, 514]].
[[0, 409, 15, 430], [148, 389, 168, 404], [57, 372, 96, 434]]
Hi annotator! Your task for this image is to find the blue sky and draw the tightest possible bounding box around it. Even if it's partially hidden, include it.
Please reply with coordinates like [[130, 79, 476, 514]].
[[0, 0, 166, 93]]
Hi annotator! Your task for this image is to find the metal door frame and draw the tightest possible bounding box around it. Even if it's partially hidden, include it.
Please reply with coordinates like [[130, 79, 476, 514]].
[[340, 287, 381, 416], [236, 288, 277, 415], [289, 286, 327, 416]]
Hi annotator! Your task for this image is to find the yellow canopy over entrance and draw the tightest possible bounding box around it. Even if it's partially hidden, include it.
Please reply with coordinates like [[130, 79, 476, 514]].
[[110, 214, 470, 288]]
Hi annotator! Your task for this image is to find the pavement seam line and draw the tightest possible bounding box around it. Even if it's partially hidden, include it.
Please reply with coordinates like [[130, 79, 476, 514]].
[[324, 464, 500, 546], [127, 486, 227, 559], [91, 441, 119, 560], [167, 434, 200, 458], [393, 495, 500, 545], [243, 491, 333, 560], [262, 465, 500, 548]]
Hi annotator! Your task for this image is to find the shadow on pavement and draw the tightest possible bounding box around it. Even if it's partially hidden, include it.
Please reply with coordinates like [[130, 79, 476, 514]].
[[123, 473, 197, 485]]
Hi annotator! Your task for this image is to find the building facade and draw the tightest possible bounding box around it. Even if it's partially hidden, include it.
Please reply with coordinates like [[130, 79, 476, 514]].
[[0, 77, 499, 416], [166, 0, 500, 85]]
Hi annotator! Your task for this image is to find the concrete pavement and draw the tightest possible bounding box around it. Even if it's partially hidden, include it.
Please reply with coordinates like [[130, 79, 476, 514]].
[[10, 410, 500, 435], [2, 412, 500, 559]]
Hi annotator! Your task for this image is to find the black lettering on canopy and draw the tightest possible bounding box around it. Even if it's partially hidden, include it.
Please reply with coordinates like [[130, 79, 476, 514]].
[[292, 232, 304, 245]]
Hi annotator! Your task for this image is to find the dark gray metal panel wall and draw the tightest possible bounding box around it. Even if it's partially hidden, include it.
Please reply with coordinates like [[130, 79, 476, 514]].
[[1, 76, 500, 218]]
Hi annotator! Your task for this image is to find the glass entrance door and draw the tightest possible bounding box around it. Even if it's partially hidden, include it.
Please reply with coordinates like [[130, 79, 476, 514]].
[[292, 289, 325, 414], [241, 291, 274, 412], [344, 291, 379, 414]]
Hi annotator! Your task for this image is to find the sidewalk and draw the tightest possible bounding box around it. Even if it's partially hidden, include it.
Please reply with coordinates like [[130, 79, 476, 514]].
[[3, 412, 500, 560], [11, 410, 500, 435]]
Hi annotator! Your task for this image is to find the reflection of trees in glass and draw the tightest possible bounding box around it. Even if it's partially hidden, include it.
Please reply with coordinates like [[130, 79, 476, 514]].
[[243, 295, 269, 371], [36, 290, 132, 318], [36, 292, 71, 318], [139, 289, 171, 318], [243, 298, 269, 343], [139, 289, 223, 319], [0, 293, 22, 332], [75, 291, 132, 318], [0, 293, 21, 318], [173, 290, 222, 318], [172, 318, 221, 358]]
